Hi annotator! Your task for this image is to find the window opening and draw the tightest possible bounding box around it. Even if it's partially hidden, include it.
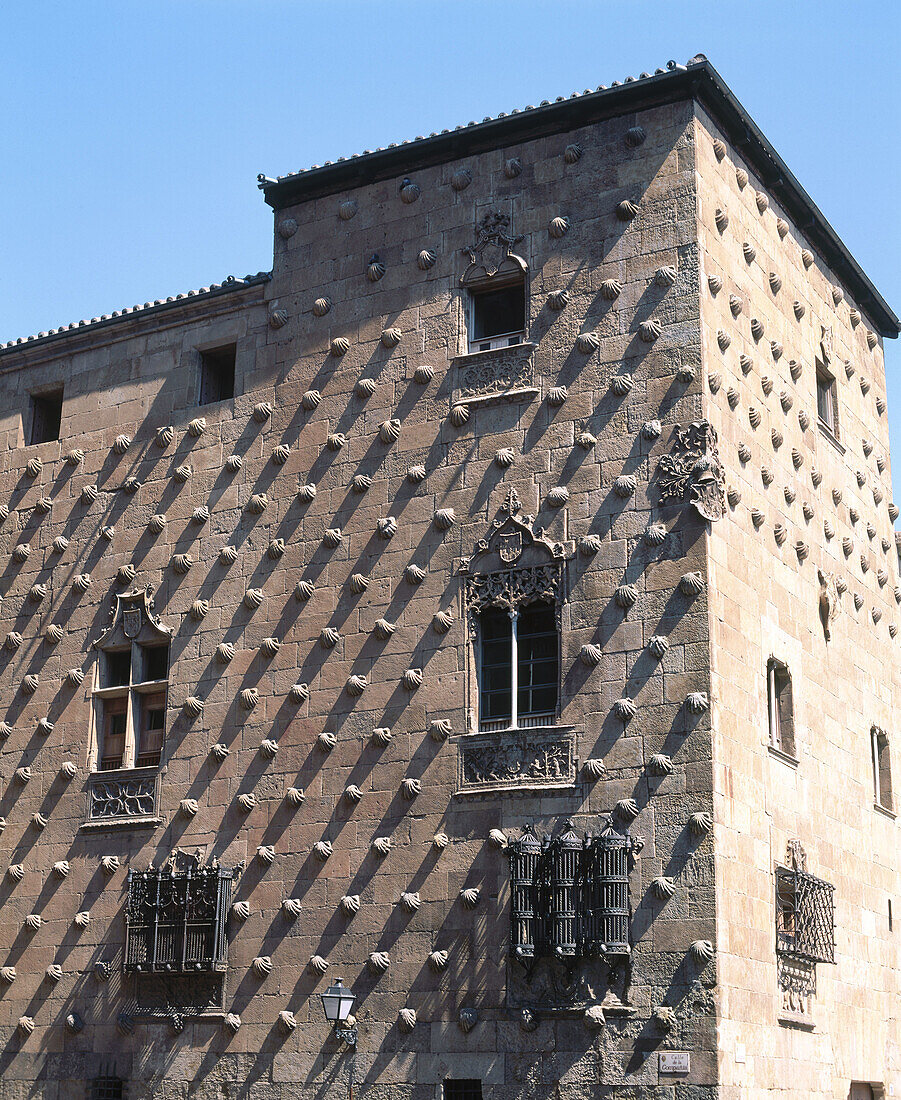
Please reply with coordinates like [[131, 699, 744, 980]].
[[100, 698, 128, 771], [444, 1083, 483, 1100], [871, 726, 893, 812], [141, 645, 169, 684], [105, 650, 132, 688], [767, 659, 795, 757], [90, 1077, 124, 1100], [477, 602, 558, 731], [198, 345, 236, 406], [815, 359, 838, 437], [469, 282, 526, 351], [774, 866, 835, 964], [29, 389, 63, 445]]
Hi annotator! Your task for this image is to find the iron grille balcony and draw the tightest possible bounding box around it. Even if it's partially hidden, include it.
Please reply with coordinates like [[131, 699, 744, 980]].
[[124, 860, 240, 974], [775, 866, 835, 964], [509, 821, 638, 965]]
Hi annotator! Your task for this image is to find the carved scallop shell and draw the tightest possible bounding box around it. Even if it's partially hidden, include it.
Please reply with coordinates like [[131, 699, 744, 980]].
[[338, 199, 357, 220], [224, 1013, 242, 1033], [367, 258, 386, 282], [689, 811, 713, 835], [582, 757, 606, 780], [615, 798, 639, 822], [652, 877, 676, 900], [417, 248, 437, 270], [867, 330, 879, 350], [286, 786, 305, 805], [398, 1008, 417, 1033], [413, 364, 435, 386], [614, 583, 639, 609], [22, 673, 39, 694], [402, 668, 423, 691], [381, 327, 402, 348], [547, 289, 569, 312], [649, 753, 674, 776], [279, 1010, 298, 1033], [399, 181, 420, 204], [686, 691, 710, 713], [372, 836, 392, 856], [613, 698, 637, 722], [428, 949, 449, 971], [344, 784, 362, 804], [401, 891, 422, 914], [578, 534, 602, 555], [599, 278, 622, 302], [369, 951, 391, 973], [547, 486, 569, 507], [504, 157, 522, 178], [690, 939, 715, 964], [639, 318, 662, 343], [549, 215, 570, 239], [10, 542, 32, 564], [717, 329, 731, 352], [323, 527, 343, 548], [430, 718, 452, 742], [613, 474, 636, 498], [312, 296, 331, 317], [777, 218, 789, 238], [644, 523, 667, 546], [434, 507, 456, 530], [346, 674, 367, 696], [449, 403, 470, 427], [372, 726, 393, 747], [714, 208, 729, 232], [405, 563, 426, 584], [563, 142, 583, 164], [648, 635, 670, 659], [330, 337, 350, 357], [770, 340, 783, 360], [617, 199, 640, 221], [340, 894, 361, 915], [579, 644, 602, 668], [308, 955, 328, 975], [60, 761, 77, 779], [113, 434, 132, 454], [708, 273, 723, 295], [433, 832, 450, 849], [373, 618, 396, 640], [679, 570, 705, 596]]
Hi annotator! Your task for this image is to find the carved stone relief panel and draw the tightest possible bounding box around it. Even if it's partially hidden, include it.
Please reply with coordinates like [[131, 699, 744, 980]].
[[457, 728, 575, 791]]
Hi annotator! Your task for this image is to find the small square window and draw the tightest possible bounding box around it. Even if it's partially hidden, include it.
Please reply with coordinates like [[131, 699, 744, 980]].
[[90, 1078, 124, 1100], [816, 360, 838, 437], [444, 1083, 483, 1100], [198, 345, 236, 405], [29, 389, 63, 445]]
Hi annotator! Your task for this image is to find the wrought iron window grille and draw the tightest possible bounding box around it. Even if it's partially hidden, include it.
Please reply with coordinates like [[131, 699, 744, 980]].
[[508, 819, 641, 974], [444, 1081, 484, 1100], [124, 852, 242, 975], [89, 1077, 125, 1100], [775, 866, 835, 965]]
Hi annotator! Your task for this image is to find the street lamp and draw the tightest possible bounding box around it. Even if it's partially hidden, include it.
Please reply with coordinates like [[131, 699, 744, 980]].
[[320, 977, 357, 1044]]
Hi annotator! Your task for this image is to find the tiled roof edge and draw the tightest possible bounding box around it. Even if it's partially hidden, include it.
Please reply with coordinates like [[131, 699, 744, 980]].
[[258, 57, 898, 338], [0, 272, 272, 356]]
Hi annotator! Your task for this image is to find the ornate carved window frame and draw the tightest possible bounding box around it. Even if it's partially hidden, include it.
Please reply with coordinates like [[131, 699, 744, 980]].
[[459, 489, 570, 740], [86, 587, 172, 825]]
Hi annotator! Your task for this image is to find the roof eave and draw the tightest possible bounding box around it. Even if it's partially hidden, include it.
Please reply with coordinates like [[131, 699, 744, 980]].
[[259, 61, 899, 339]]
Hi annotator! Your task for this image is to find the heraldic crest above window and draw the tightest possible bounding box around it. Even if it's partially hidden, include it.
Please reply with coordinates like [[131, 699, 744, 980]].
[[656, 419, 726, 522], [459, 488, 567, 618], [94, 585, 172, 650]]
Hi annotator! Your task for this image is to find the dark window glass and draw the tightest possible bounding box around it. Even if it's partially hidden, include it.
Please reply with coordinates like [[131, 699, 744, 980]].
[[479, 609, 512, 723], [518, 603, 558, 718], [198, 345, 236, 405], [140, 645, 169, 684], [101, 698, 128, 770], [471, 284, 525, 343], [767, 660, 795, 757], [872, 727, 893, 811], [816, 363, 837, 435], [30, 390, 63, 445], [105, 650, 131, 688], [136, 692, 166, 769], [444, 1083, 483, 1100]]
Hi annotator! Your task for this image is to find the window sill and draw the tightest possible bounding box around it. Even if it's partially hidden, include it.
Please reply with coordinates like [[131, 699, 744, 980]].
[[456, 340, 535, 363], [80, 816, 163, 832], [767, 744, 800, 768], [817, 421, 845, 454], [873, 802, 897, 820], [778, 1013, 816, 1032]]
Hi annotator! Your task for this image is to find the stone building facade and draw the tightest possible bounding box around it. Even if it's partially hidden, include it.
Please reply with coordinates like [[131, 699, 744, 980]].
[[0, 56, 897, 1100]]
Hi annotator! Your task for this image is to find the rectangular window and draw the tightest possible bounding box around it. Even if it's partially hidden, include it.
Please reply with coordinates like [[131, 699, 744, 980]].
[[140, 645, 169, 684], [198, 344, 236, 406], [444, 1082, 483, 1100], [816, 360, 838, 437], [105, 649, 132, 689], [136, 692, 166, 769], [775, 867, 835, 964], [767, 659, 795, 757], [478, 603, 558, 731], [100, 698, 128, 771], [871, 726, 893, 812], [29, 389, 63, 445]]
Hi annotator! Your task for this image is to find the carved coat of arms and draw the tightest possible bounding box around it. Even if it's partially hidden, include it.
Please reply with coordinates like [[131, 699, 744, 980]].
[[657, 420, 726, 522]]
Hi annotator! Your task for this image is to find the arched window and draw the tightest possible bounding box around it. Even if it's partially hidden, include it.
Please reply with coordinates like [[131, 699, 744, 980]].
[[871, 725, 893, 812], [461, 488, 566, 732], [460, 212, 528, 354], [767, 658, 795, 758]]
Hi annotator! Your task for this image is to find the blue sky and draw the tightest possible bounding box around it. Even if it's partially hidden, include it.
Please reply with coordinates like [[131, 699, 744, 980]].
[[2, 0, 899, 485]]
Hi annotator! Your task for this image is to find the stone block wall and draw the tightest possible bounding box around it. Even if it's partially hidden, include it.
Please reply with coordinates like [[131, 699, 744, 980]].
[[695, 104, 900, 1097]]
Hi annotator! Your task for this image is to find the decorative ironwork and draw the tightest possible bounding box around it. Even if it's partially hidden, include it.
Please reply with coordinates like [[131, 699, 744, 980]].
[[90, 1076, 125, 1100], [458, 342, 534, 398], [657, 420, 726, 522], [131, 973, 226, 1017], [509, 821, 639, 972], [125, 855, 241, 975], [89, 775, 157, 820], [775, 866, 835, 964], [460, 730, 574, 790]]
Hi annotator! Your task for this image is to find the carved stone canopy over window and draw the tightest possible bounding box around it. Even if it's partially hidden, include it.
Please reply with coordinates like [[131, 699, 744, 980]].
[[461, 211, 526, 284], [657, 420, 726, 522], [460, 488, 567, 617]]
